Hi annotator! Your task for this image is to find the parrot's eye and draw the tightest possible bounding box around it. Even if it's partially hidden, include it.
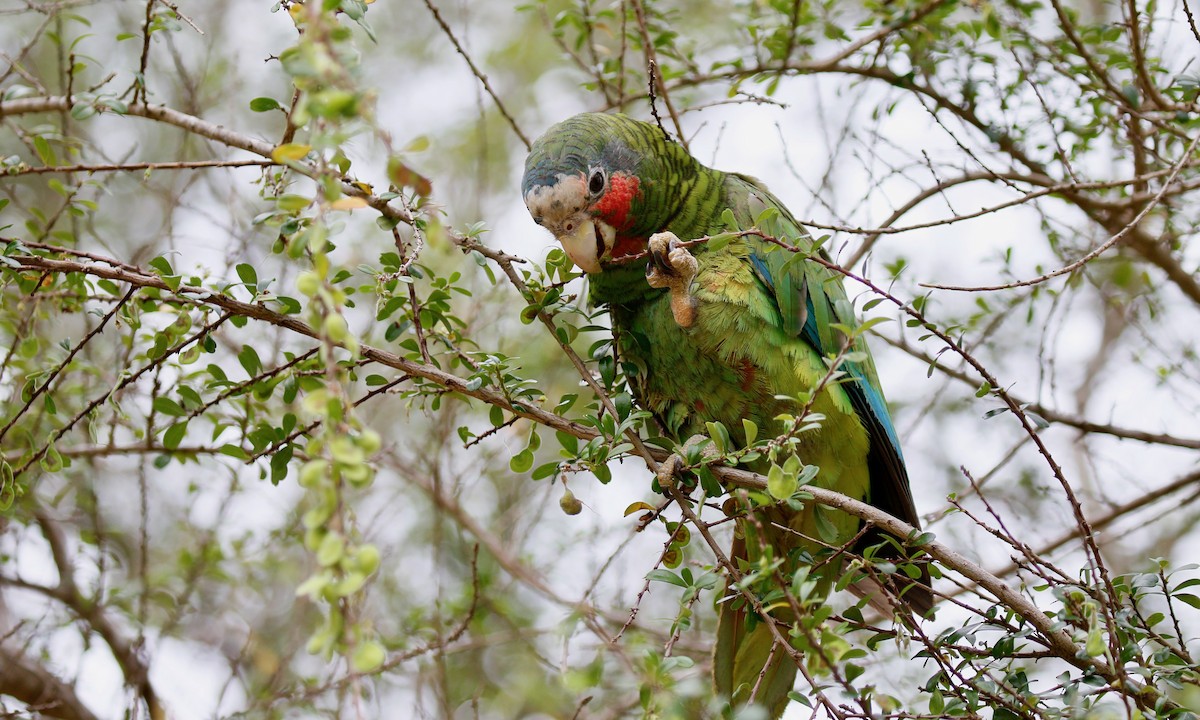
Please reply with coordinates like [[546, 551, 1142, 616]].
[[588, 168, 606, 195], [563, 220, 576, 233]]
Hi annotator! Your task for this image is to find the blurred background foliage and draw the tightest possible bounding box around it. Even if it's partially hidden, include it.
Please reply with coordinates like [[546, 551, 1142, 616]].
[[1, 0, 1200, 718]]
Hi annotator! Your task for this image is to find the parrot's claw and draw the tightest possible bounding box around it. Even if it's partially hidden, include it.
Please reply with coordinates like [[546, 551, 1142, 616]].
[[656, 434, 718, 490], [645, 232, 699, 328]]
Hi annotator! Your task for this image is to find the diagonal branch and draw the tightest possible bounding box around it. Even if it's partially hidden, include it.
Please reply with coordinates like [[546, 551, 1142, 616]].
[[419, 0, 531, 149], [0, 644, 100, 720]]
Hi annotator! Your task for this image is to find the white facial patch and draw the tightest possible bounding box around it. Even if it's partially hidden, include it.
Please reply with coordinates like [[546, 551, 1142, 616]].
[[524, 173, 616, 274], [524, 173, 588, 227]]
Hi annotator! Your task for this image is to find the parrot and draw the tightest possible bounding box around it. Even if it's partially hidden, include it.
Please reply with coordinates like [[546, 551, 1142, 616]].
[[521, 112, 932, 717]]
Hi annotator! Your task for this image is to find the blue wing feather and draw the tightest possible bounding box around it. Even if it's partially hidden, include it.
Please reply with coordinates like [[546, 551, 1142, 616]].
[[750, 251, 903, 462], [735, 174, 932, 615]]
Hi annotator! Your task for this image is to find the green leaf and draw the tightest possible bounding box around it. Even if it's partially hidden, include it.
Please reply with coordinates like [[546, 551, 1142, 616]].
[[163, 422, 188, 449], [705, 421, 730, 454], [33, 135, 55, 166], [797, 464, 819, 486], [236, 262, 258, 289], [592, 464, 611, 484], [720, 208, 739, 231], [238, 345, 262, 377], [556, 430, 579, 455], [741, 418, 757, 447], [271, 143, 311, 163], [333, 570, 368, 597], [531, 462, 559, 481], [317, 532, 345, 566], [148, 256, 174, 275], [40, 444, 64, 472], [270, 444, 293, 485], [0, 461, 14, 510], [767, 463, 796, 500], [754, 206, 779, 227], [249, 97, 282, 112], [1173, 593, 1200, 610], [295, 572, 329, 599], [351, 641, 386, 673], [707, 232, 734, 253], [855, 316, 891, 333], [152, 397, 186, 416], [1085, 624, 1106, 657], [646, 569, 688, 588], [812, 505, 840, 543], [70, 103, 96, 121], [277, 194, 311, 212], [403, 135, 430, 152], [509, 448, 534, 473], [699, 467, 722, 497]]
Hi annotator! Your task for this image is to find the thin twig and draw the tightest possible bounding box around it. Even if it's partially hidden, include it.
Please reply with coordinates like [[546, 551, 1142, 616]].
[[920, 131, 1200, 292], [0, 286, 135, 444], [4, 159, 274, 175], [628, 0, 687, 150], [155, 0, 202, 34], [420, 0, 531, 149]]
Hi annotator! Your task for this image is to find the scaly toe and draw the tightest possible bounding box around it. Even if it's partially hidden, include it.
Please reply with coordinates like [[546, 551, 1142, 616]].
[[648, 232, 676, 259], [668, 247, 698, 284], [656, 454, 685, 489]]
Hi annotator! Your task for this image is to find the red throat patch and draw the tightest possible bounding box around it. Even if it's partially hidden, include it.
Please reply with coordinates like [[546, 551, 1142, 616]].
[[591, 172, 640, 232], [612, 235, 645, 259]]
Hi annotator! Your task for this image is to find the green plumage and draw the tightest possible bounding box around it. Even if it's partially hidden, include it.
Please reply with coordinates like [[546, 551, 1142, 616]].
[[523, 113, 930, 718]]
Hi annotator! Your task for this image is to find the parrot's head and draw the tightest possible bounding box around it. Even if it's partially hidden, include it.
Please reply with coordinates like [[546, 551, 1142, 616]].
[[522, 113, 696, 274]]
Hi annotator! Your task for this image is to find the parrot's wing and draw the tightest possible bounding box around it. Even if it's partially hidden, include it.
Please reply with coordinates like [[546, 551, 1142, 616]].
[[730, 174, 932, 614]]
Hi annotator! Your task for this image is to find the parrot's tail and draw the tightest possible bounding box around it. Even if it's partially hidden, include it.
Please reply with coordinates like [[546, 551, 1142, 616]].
[[712, 535, 798, 720], [711, 525, 933, 719]]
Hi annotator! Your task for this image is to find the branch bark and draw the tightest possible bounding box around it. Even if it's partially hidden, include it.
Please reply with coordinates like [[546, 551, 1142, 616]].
[[0, 645, 100, 720]]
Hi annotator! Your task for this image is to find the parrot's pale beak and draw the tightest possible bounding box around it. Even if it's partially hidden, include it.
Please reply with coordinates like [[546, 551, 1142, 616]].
[[558, 217, 615, 274]]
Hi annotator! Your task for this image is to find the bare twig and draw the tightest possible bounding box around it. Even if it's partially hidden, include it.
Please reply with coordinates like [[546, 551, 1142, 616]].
[[419, 0, 531, 149], [921, 132, 1200, 293], [4, 159, 274, 175], [628, 0, 687, 150]]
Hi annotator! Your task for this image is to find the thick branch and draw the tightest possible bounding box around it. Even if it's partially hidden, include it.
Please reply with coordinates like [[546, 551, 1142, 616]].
[[0, 645, 100, 720], [31, 510, 165, 720], [0, 96, 275, 157]]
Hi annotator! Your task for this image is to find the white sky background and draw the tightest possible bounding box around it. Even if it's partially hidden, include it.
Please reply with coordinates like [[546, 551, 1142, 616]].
[[2, 0, 1199, 718]]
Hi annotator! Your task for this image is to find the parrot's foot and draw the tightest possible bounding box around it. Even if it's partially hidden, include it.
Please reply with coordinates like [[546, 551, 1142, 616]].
[[657, 434, 718, 490], [645, 232, 699, 328]]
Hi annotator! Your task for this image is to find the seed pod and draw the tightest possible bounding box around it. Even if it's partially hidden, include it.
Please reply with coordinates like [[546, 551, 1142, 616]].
[[559, 488, 582, 516]]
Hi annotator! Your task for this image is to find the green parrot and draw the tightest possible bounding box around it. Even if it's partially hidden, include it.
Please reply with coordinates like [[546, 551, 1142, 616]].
[[522, 112, 932, 716]]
